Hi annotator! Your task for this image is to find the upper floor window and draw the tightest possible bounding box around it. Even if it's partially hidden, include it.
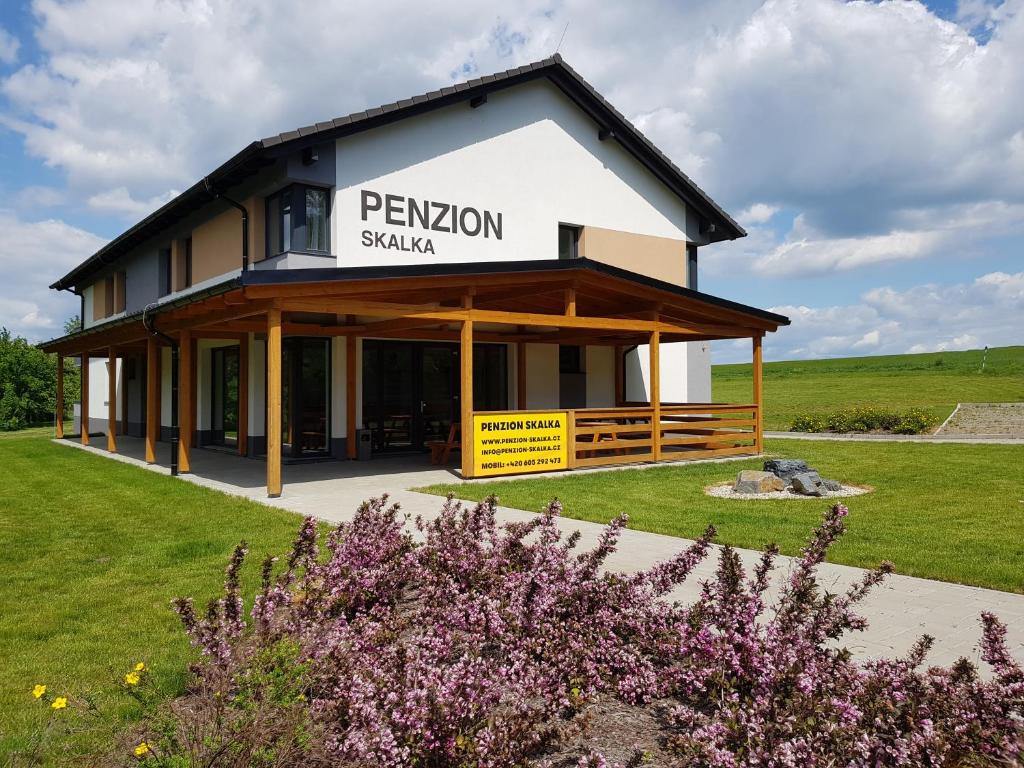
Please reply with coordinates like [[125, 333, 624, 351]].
[[158, 248, 172, 297], [267, 184, 331, 257], [113, 270, 127, 314], [558, 224, 580, 260], [686, 244, 698, 291]]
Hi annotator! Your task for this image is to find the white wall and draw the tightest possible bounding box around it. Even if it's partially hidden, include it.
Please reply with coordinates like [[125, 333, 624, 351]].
[[625, 341, 711, 403], [85, 357, 122, 429], [585, 346, 616, 407], [334, 79, 697, 268], [524, 344, 559, 409]]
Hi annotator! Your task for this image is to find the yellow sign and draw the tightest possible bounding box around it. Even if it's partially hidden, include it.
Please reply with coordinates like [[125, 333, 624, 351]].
[[472, 411, 569, 477]]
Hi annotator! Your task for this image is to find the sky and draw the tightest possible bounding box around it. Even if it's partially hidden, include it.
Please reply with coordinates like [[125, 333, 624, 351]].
[[0, 0, 1021, 364]]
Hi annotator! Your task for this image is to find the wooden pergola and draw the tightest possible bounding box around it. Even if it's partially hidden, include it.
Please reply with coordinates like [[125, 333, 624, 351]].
[[42, 260, 787, 497]]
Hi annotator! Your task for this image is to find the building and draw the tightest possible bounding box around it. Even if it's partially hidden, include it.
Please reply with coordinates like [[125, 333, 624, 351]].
[[40, 55, 788, 497]]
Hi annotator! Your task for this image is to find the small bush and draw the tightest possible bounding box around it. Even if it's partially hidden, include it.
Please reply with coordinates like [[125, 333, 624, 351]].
[[791, 406, 935, 434], [115, 499, 1023, 767]]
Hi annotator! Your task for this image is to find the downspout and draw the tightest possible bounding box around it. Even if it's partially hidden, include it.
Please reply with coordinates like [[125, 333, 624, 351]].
[[203, 177, 249, 272], [143, 303, 180, 475]]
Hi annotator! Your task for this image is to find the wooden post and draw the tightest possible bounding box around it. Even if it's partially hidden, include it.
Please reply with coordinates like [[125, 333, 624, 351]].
[[460, 294, 474, 479], [145, 336, 159, 463], [178, 329, 192, 473], [564, 286, 577, 317], [753, 335, 764, 454], [516, 340, 527, 409], [346, 334, 357, 459], [650, 330, 661, 462], [55, 354, 64, 438], [107, 348, 118, 453], [238, 335, 249, 457], [613, 345, 623, 406], [80, 352, 90, 446], [266, 309, 283, 497], [566, 409, 577, 469]]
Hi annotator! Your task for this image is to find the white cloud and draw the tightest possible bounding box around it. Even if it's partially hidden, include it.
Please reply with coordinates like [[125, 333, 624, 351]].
[[87, 186, 178, 216], [738, 203, 780, 225], [0, 26, 19, 65], [716, 271, 1024, 363], [0, 211, 107, 340]]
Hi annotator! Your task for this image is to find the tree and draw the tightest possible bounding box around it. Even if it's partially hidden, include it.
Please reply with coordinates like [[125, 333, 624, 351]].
[[0, 328, 79, 431], [64, 315, 82, 335]]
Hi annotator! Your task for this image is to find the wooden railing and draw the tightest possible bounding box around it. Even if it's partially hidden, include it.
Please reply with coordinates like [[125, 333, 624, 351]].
[[569, 403, 760, 469]]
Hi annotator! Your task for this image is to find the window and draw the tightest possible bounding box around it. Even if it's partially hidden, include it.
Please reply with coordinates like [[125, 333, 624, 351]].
[[184, 237, 193, 288], [266, 184, 331, 257], [558, 224, 580, 260], [158, 248, 172, 296], [686, 244, 698, 291], [559, 345, 584, 374]]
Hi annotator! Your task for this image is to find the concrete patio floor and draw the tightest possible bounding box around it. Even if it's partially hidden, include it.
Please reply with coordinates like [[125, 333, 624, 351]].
[[58, 435, 1024, 669]]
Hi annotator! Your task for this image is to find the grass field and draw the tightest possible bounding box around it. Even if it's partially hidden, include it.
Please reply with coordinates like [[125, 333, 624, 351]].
[[712, 345, 1024, 431], [0, 428, 302, 764], [420, 437, 1024, 594]]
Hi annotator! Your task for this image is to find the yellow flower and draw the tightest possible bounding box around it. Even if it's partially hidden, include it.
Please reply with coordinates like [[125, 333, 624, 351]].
[[51, 697, 67, 710], [32, 684, 46, 699], [134, 662, 146, 672], [134, 742, 150, 757], [125, 672, 141, 686]]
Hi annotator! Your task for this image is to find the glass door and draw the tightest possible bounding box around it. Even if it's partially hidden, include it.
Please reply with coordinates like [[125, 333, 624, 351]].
[[421, 344, 456, 445], [211, 346, 240, 447], [363, 341, 415, 453], [282, 338, 330, 458]]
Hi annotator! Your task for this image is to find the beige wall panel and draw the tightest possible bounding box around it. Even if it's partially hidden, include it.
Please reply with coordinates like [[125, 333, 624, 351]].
[[92, 279, 108, 321], [191, 208, 243, 284], [246, 194, 266, 263], [579, 226, 687, 287]]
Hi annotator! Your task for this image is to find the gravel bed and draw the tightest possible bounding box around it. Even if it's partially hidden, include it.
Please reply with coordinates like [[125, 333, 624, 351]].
[[936, 402, 1024, 437], [705, 482, 871, 501]]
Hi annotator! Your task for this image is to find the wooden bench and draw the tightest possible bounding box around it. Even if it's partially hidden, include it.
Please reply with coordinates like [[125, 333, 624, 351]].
[[426, 422, 460, 465]]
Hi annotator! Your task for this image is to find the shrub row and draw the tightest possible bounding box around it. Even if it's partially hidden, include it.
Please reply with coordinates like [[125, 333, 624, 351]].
[[790, 406, 935, 434], [105, 498, 1023, 767]]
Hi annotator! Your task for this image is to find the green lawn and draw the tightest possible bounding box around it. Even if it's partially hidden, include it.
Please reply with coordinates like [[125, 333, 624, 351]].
[[419, 438, 1024, 594], [713, 345, 1024, 431], [0, 428, 303, 764]]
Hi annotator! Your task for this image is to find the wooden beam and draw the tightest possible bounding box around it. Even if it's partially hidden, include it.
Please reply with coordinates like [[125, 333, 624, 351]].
[[516, 340, 527, 409], [650, 330, 661, 462], [266, 308, 282, 497], [460, 294, 474, 479], [107, 348, 118, 452], [753, 335, 764, 454], [242, 271, 572, 300], [55, 354, 64, 439], [145, 336, 159, 463], [238, 334, 249, 457], [346, 335, 357, 459], [178, 329, 192, 473], [80, 353, 90, 445]]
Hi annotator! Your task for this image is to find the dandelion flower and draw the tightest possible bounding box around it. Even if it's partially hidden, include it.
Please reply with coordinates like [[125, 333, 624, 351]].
[[32, 684, 46, 699], [51, 697, 67, 710], [134, 662, 146, 671], [125, 672, 141, 686], [134, 742, 150, 757]]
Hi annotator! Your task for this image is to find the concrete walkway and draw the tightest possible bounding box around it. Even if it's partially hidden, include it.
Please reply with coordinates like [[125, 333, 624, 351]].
[[57, 437, 1024, 669], [766, 431, 1024, 444]]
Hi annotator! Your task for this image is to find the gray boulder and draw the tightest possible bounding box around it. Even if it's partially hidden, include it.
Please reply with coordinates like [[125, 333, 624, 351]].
[[764, 459, 812, 482], [734, 470, 785, 494], [791, 471, 827, 496], [822, 479, 842, 492]]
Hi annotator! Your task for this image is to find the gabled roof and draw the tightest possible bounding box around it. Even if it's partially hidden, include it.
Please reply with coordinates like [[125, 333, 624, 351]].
[[51, 54, 745, 292]]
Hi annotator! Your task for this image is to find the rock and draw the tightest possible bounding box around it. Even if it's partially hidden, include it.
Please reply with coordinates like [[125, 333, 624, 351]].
[[791, 471, 826, 496], [763, 459, 812, 482], [734, 470, 786, 494], [822, 479, 842, 492]]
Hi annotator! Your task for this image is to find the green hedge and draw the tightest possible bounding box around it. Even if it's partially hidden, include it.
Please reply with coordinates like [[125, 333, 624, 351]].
[[790, 406, 935, 435]]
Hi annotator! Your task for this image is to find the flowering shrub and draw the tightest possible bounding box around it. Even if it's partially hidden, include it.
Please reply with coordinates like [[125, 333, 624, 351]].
[[118, 497, 1022, 767], [791, 406, 935, 434]]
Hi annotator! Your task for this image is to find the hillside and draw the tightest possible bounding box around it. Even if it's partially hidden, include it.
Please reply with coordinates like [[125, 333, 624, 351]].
[[712, 345, 1024, 432]]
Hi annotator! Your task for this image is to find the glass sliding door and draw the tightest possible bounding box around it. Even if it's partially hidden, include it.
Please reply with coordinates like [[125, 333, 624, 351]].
[[210, 346, 240, 447], [282, 338, 330, 458]]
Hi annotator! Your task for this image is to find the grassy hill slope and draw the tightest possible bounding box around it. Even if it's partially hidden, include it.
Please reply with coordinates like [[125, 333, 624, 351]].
[[712, 345, 1024, 431]]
